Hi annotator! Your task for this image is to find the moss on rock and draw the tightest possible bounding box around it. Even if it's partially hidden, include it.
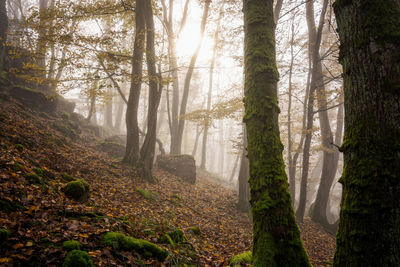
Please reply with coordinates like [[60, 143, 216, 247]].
[[0, 228, 11, 243], [136, 188, 157, 201], [159, 229, 188, 247], [62, 240, 82, 251], [62, 180, 90, 202], [62, 250, 93, 267], [103, 232, 168, 262], [62, 173, 78, 182], [25, 173, 43, 185], [230, 251, 252, 266]]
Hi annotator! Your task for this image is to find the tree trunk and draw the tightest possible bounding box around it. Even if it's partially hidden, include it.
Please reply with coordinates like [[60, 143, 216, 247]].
[[243, 0, 310, 265], [0, 0, 7, 71], [191, 125, 203, 157], [139, 0, 162, 181], [36, 0, 48, 81], [104, 88, 113, 129], [200, 0, 224, 169], [305, 0, 339, 226], [333, 1, 400, 265], [296, 0, 329, 222], [124, 0, 145, 165], [237, 127, 249, 212], [174, 0, 210, 155]]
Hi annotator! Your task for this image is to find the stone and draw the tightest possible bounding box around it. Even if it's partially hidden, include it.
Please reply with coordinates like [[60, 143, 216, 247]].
[[156, 154, 196, 184]]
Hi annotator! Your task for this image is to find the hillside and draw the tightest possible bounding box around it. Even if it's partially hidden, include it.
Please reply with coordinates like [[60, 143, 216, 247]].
[[0, 93, 335, 266]]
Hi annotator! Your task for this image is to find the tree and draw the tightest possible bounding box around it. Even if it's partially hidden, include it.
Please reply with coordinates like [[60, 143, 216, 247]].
[[333, 0, 400, 265], [0, 0, 7, 70], [123, 0, 146, 165], [296, 0, 329, 222], [139, 0, 163, 181], [243, 0, 310, 265]]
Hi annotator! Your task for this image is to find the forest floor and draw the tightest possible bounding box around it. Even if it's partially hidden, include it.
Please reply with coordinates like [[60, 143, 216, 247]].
[[0, 94, 335, 266]]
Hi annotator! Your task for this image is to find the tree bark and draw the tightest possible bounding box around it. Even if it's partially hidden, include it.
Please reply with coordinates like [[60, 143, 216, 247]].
[[36, 0, 48, 81], [305, 0, 339, 226], [333, 0, 400, 265], [243, 0, 310, 265], [0, 0, 7, 71], [296, 0, 329, 222], [123, 0, 145, 165], [237, 127, 249, 212], [139, 0, 163, 181]]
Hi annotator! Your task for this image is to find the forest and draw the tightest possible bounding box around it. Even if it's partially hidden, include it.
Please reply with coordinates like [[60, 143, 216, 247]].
[[0, 0, 399, 266]]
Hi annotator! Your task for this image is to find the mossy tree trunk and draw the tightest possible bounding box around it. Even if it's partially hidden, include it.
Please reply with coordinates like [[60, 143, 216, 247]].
[[124, 0, 145, 165], [243, 0, 311, 265], [333, 0, 400, 266]]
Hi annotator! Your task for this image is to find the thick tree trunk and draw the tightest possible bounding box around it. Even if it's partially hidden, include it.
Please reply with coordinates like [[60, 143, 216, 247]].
[[124, 0, 145, 165], [333, 1, 400, 266], [243, 0, 310, 265], [0, 0, 7, 71]]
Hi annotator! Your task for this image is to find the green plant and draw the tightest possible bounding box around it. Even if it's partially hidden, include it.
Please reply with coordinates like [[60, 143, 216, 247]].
[[62, 240, 82, 251]]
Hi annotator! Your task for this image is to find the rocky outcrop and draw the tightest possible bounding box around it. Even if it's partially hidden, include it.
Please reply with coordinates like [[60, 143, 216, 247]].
[[156, 154, 196, 184]]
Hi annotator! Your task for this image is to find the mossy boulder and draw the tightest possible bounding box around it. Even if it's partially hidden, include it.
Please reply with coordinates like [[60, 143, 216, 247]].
[[62, 240, 82, 251], [230, 251, 252, 267], [0, 228, 11, 243], [156, 154, 196, 184], [191, 226, 201, 235], [159, 229, 188, 247], [62, 180, 90, 202], [63, 250, 93, 267], [103, 232, 168, 262]]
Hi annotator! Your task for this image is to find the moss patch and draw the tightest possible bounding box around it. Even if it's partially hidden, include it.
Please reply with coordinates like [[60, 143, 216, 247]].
[[62, 240, 82, 251], [62, 180, 90, 202], [191, 226, 201, 235], [0, 228, 11, 243], [62, 173, 78, 182], [13, 162, 25, 172], [25, 173, 43, 185], [63, 250, 93, 267], [136, 188, 157, 201], [230, 251, 252, 266], [159, 229, 188, 247], [103, 232, 168, 262]]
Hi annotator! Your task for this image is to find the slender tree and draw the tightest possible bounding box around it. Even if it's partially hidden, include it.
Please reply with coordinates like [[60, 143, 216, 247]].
[[0, 0, 8, 70], [140, 0, 163, 181], [243, 0, 310, 265], [124, 0, 146, 165], [333, 0, 400, 265]]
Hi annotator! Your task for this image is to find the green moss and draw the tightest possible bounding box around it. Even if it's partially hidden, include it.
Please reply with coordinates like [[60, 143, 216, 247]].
[[103, 232, 168, 262], [191, 226, 201, 235], [62, 240, 82, 251], [15, 144, 24, 151], [230, 251, 252, 266], [0, 199, 25, 213], [13, 162, 25, 172], [0, 228, 11, 243], [61, 111, 70, 120], [63, 173, 78, 182], [136, 188, 156, 201], [63, 250, 93, 267], [62, 180, 90, 202], [159, 229, 187, 247], [25, 173, 43, 185], [33, 167, 44, 177]]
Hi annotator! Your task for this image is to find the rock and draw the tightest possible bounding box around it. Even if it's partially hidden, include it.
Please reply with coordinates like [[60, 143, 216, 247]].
[[95, 141, 125, 158], [103, 232, 168, 262], [55, 96, 75, 114], [62, 180, 90, 202], [156, 154, 196, 184], [10, 86, 57, 113], [63, 250, 93, 267]]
